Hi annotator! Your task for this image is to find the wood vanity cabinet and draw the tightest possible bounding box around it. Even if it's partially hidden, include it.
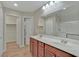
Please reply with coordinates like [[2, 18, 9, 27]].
[[30, 38, 38, 57], [38, 41, 45, 57], [30, 38, 75, 57]]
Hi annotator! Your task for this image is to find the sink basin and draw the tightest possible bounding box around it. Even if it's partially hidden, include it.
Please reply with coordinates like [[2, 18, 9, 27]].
[[41, 37, 68, 45]]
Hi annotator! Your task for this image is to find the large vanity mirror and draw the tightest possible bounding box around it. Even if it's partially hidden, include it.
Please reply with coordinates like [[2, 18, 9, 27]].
[[42, 2, 79, 41]]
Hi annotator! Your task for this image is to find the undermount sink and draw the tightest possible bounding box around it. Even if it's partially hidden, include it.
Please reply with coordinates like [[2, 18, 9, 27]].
[[41, 37, 68, 44], [60, 40, 78, 48]]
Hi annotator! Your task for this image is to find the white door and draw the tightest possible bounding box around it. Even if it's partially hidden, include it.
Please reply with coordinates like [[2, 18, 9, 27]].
[[23, 17, 34, 46]]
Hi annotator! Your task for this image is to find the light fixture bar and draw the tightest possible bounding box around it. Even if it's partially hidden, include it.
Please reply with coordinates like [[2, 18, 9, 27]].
[[42, 1, 55, 10]]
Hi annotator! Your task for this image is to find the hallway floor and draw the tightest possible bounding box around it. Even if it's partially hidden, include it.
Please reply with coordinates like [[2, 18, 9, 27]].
[[2, 42, 32, 57]]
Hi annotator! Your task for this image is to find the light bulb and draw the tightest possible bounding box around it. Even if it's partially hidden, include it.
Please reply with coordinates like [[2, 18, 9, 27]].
[[42, 6, 45, 10], [46, 4, 49, 8], [63, 8, 66, 10], [14, 3, 18, 7]]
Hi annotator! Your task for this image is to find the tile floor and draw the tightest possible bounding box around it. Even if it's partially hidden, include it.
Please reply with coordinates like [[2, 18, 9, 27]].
[[2, 42, 32, 57]]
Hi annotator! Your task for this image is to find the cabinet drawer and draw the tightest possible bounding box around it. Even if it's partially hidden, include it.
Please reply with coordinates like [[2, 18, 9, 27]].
[[38, 41, 45, 57], [38, 46, 44, 57], [45, 44, 73, 57], [30, 38, 38, 57]]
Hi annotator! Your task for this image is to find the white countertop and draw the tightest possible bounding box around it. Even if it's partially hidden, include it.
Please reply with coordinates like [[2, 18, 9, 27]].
[[31, 34, 79, 56]]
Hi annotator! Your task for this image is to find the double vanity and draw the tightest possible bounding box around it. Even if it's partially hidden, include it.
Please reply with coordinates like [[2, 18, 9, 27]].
[[30, 34, 79, 57]]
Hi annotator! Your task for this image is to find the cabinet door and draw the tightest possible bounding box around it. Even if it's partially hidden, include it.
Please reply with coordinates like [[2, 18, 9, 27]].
[[45, 44, 56, 57], [45, 49, 56, 57], [38, 41, 44, 57], [31, 38, 38, 57]]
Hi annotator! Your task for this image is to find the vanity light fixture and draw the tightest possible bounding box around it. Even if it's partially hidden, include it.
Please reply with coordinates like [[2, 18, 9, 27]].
[[14, 3, 18, 7], [42, 1, 55, 10]]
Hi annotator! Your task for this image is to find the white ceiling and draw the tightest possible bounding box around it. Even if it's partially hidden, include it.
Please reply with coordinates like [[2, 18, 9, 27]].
[[2, 1, 48, 12]]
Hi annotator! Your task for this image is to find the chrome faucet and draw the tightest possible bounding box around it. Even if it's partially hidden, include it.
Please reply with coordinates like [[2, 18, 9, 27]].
[[39, 34, 43, 37], [61, 39, 68, 44]]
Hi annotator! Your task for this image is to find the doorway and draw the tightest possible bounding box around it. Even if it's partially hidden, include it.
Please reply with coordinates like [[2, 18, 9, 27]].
[[23, 17, 34, 46], [5, 15, 18, 49]]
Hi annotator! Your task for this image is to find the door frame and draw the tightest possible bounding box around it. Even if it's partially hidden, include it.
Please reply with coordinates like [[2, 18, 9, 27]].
[[22, 16, 34, 47], [4, 13, 20, 51]]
